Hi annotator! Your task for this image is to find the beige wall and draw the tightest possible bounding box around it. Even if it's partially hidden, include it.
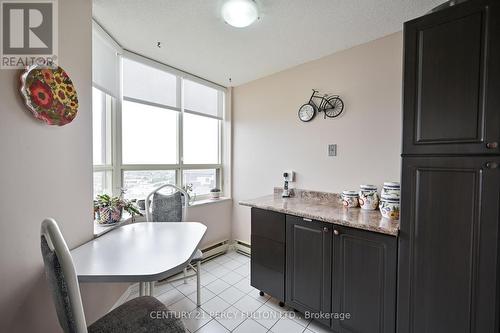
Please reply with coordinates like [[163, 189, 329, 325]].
[[231, 32, 403, 243], [0, 1, 126, 332], [188, 200, 233, 248]]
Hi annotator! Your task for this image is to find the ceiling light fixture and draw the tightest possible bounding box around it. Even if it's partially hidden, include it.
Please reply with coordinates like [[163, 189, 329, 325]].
[[221, 0, 259, 28]]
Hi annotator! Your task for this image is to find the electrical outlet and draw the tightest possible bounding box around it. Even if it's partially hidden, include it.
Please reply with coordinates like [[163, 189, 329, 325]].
[[328, 144, 337, 156]]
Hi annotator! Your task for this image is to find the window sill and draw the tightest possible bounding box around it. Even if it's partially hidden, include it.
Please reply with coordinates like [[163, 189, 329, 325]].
[[93, 214, 144, 238], [189, 197, 232, 207], [93, 197, 232, 237]]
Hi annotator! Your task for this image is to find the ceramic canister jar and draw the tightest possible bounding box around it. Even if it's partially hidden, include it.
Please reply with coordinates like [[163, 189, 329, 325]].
[[379, 194, 400, 220], [381, 182, 401, 198], [342, 190, 359, 208], [358, 184, 379, 210]]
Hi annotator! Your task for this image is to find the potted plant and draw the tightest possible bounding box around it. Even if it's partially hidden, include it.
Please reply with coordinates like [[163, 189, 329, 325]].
[[94, 191, 142, 225], [210, 188, 221, 199], [183, 183, 196, 205]]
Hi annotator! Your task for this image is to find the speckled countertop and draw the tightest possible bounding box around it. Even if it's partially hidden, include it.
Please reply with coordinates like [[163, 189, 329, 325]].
[[239, 189, 399, 236]]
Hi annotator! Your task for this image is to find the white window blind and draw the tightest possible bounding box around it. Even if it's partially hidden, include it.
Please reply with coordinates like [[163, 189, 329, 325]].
[[122, 58, 178, 108], [183, 79, 221, 118], [92, 29, 119, 98]]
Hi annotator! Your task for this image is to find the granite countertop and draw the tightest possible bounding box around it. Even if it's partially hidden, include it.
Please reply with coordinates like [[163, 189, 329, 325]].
[[239, 189, 399, 236]]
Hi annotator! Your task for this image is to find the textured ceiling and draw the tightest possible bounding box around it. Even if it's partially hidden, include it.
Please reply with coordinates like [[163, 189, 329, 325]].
[[93, 0, 444, 86]]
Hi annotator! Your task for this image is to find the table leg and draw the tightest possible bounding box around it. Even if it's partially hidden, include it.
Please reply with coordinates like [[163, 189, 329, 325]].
[[149, 281, 155, 296], [196, 261, 201, 307], [139, 282, 146, 296]]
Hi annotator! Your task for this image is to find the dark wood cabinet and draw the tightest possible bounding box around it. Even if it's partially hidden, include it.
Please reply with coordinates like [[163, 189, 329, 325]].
[[251, 210, 399, 332], [399, 1, 500, 332], [402, 0, 500, 155], [285, 215, 332, 327], [397, 157, 500, 333], [331, 226, 397, 333], [250, 208, 286, 301]]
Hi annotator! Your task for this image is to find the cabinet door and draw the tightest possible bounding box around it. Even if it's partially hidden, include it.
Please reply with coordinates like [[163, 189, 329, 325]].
[[402, 0, 500, 155], [251, 208, 286, 300], [286, 215, 332, 327], [397, 157, 500, 333], [331, 227, 397, 333]]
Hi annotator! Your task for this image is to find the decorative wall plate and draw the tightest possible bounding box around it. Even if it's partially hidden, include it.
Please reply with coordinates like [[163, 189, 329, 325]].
[[20, 64, 79, 126]]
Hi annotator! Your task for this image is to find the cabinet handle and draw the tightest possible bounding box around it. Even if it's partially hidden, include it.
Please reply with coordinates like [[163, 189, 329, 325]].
[[323, 227, 329, 233], [333, 230, 340, 236], [303, 218, 312, 222], [485, 162, 499, 169], [486, 142, 498, 149]]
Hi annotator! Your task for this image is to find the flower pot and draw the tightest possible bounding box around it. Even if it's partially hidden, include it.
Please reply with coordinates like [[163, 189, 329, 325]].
[[96, 207, 123, 225]]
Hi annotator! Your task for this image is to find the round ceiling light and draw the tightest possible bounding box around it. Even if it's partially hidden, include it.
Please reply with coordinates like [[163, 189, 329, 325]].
[[221, 0, 259, 28]]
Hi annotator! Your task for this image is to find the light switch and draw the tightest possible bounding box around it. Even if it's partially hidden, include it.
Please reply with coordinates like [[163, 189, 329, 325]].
[[328, 144, 337, 156]]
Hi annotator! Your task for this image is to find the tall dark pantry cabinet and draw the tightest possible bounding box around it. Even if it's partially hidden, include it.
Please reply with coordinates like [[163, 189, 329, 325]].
[[397, 1, 500, 333]]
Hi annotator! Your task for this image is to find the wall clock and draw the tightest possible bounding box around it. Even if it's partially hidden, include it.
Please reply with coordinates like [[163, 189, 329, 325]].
[[298, 89, 344, 122]]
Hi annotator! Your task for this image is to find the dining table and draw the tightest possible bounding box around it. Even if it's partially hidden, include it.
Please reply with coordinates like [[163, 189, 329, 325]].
[[70, 221, 207, 296]]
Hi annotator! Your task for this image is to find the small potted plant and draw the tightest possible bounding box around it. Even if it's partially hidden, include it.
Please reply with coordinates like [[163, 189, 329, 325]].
[[94, 191, 142, 225], [183, 183, 196, 205], [210, 188, 221, 200]]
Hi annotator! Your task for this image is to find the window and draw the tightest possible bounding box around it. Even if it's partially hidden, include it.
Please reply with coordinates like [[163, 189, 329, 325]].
[[118, 56, 225, 200], [121, 101, 178, 165], [92, 27, 226, 201], [182, 169, 217, 197], [92, 87, 114, 197], [122, 170, 176, 200], [183, 113, 219, 164]]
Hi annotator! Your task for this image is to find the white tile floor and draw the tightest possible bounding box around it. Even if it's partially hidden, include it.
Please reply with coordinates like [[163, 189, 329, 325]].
[[126, 250, 330, 333]]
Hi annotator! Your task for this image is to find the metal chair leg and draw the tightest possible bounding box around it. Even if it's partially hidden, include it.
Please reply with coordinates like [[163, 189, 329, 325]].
[[183, 267, 188, 284], [196, 261, 201, 307]]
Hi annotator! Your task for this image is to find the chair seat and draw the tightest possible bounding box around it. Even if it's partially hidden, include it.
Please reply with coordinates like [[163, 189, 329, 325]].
[[190, 248, 203, 263], [88, 296, 185, 333]]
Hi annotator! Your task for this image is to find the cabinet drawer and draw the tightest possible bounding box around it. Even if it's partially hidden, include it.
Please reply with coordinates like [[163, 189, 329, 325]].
[[250, 261, 284, 301], [251, 208, 285, 242], [251, 235, 285, 273], [251, 235, 285, 300]]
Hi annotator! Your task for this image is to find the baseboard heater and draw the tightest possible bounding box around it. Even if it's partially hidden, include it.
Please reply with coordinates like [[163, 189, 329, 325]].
[[234, 239, 251, 256], [200, 239, 230, 262]]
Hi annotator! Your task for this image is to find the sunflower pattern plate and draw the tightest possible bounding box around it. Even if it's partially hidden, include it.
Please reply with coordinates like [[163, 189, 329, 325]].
[[20, 65, 78, 126]]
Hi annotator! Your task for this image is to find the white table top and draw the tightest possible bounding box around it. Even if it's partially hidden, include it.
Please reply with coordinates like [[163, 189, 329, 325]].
[[71, 222, 207, 282]]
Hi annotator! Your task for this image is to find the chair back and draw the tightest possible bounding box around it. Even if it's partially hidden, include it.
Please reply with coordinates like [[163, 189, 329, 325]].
[[40, 218, 87, 333], [145, 184, 190, 222]]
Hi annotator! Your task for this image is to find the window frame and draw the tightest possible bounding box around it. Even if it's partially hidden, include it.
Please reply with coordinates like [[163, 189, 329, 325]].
[[116, 54, 225, 201], [92, 29, 228, 201], [92, 86, 115, 197]]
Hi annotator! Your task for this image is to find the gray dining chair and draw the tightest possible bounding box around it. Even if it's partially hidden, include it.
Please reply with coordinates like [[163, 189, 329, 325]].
[[145, 184, 203, 306], [40, 218, 185, 333]]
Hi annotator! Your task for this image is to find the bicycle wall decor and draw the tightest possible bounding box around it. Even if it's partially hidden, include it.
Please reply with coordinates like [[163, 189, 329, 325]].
[[298, 89, 344, 122]]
